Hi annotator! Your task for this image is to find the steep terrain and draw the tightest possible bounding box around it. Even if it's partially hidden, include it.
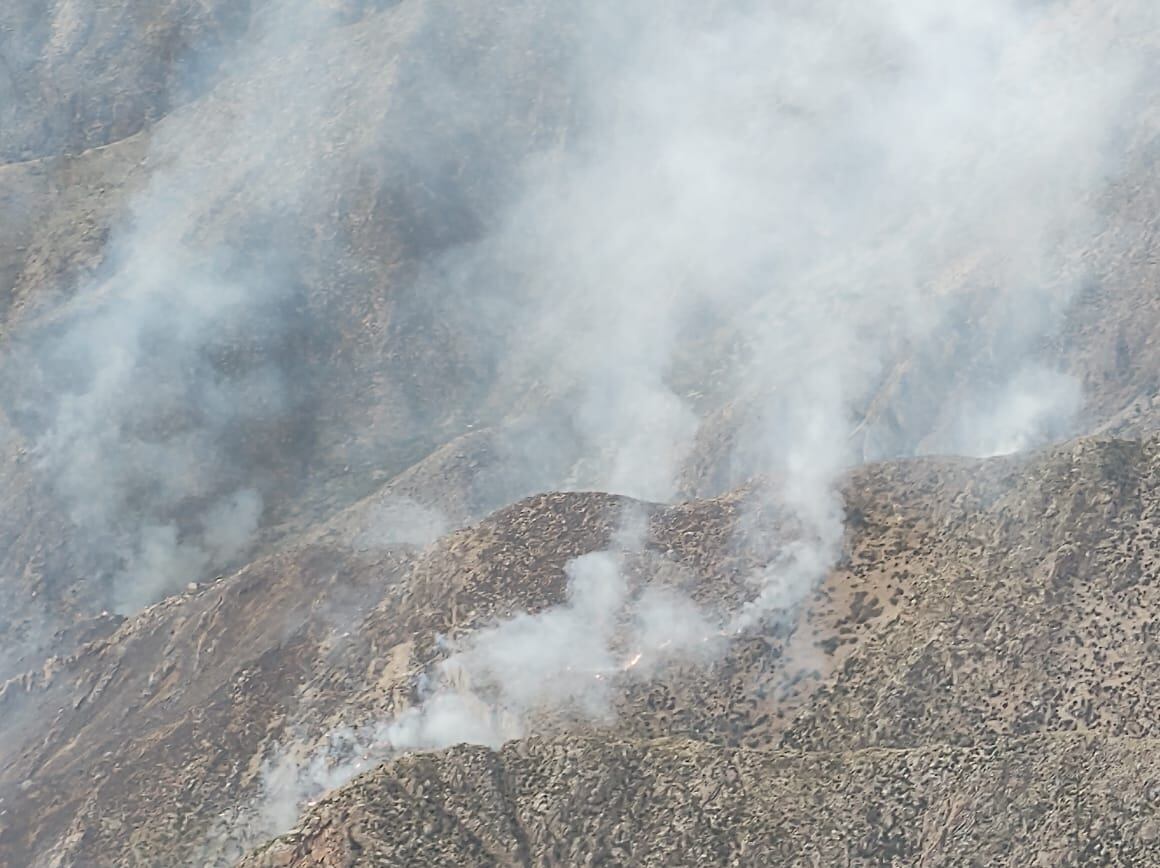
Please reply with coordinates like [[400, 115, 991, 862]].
[[2, 438, 1159, 864], [241, 734, 1159, 867], [1, 1, 1160, 866]]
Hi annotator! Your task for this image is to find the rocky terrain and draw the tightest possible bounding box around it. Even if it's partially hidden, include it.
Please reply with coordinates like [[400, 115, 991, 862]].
[[2, 439, 1159, 865], [242, 733, 1158, 867], [1, 1, 1159, 866]]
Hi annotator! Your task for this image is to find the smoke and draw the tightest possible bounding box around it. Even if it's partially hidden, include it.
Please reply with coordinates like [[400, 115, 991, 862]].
[[9, 1, 1136, 615], [947, 364, 1085, 457], [6, 0, 414, 618], [115, 488, 263, 612], [234, 521, 724, 850], [9, 4, 303, 613], [431, 556, 717, 719], [4, 0, 584, 622], [353, 497, 449, 550], [388, 510, 723, 750], [2, 0, 1151, 852], [449, 0, 1139, 628], [23, 246, 286, 614], [367, 0, 1136, 752]]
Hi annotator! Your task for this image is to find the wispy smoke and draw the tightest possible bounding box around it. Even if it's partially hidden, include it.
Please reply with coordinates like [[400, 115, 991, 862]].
[[946, 364, 1085, 457], [12, 1, 1134, 613], [5, 0, 1149, 851], [248, 0, 1142, 818], [11, 1, 347, 614], [353, 496, 449, 550], [5, 0, 588, 621], [234, 523, 724, 851], [455, 0, 1137, 623]]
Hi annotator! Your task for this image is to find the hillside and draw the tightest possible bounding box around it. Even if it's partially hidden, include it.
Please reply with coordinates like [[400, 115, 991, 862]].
[[1, 438, 1159, 864], [1, 1, 1160, 866], [241, 734, 1159, 867]]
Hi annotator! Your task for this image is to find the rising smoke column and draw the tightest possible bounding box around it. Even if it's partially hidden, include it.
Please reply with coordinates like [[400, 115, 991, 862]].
[[437, 0, 1127, 723], [5, 0, 1145, 851], [11, 0, 1129, 619], [449, 0, 1138, 622]]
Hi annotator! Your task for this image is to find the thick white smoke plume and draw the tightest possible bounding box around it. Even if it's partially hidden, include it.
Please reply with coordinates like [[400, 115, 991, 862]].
[[389, 520, 722, 748], [9, 1, 1135, 615], [463, 0, 1136, 621], [185, 0, 1154, 846], [491, 1, 1123, 478]]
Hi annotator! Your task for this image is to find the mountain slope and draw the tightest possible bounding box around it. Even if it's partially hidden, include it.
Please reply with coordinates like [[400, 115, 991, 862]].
[[242, 733, 1160, 867], [3, 2, 1160, 866], [1, 437, 1158, 864]]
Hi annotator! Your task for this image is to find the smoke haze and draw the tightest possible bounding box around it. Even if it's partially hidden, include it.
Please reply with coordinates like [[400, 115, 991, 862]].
[[1, 0, 1153, 854], [9, 0, 1136, 612]]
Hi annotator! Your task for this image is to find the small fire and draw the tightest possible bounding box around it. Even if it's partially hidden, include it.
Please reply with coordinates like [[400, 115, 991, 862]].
[[588, 631, 732, 681]]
